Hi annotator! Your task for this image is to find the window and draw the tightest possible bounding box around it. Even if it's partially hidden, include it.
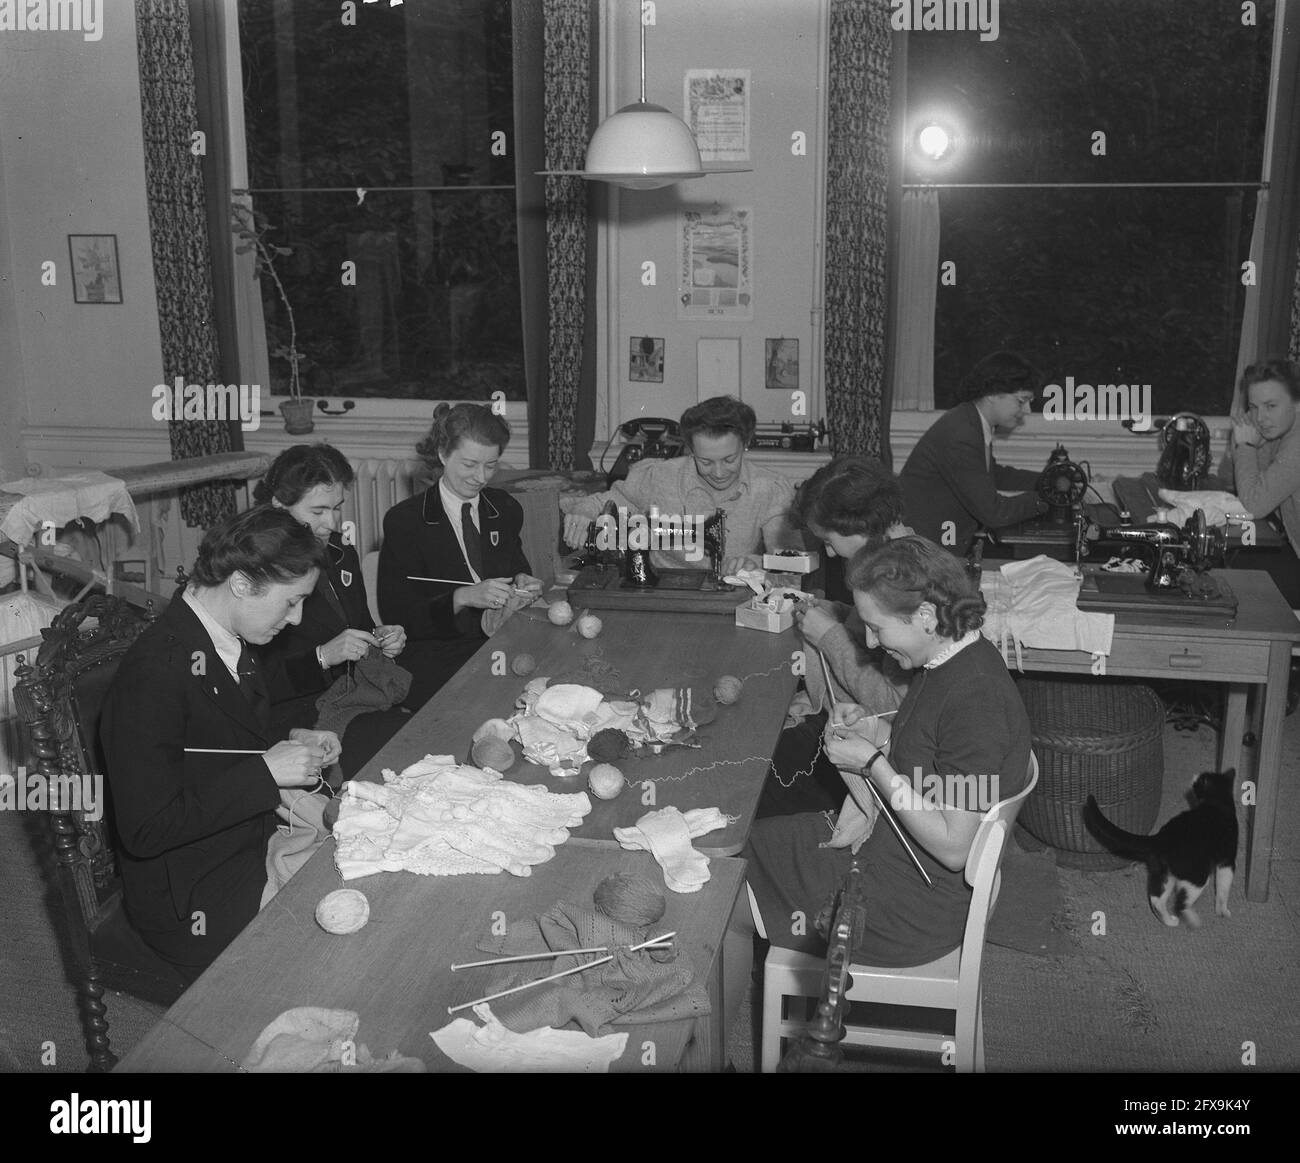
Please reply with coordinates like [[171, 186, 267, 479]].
[[906, 0, 1275, 414], [237, 0, 525, 402]]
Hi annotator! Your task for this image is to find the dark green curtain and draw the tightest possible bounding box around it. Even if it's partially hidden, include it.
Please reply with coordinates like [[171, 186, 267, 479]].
[[136, 0, 236, 528], [824, 0, 892, 460]]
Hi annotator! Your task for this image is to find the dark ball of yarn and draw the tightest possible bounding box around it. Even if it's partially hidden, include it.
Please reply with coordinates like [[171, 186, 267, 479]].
[[594, 874, 667, 927], [681, 686, 718, 728], [588, 727, 630, 762]]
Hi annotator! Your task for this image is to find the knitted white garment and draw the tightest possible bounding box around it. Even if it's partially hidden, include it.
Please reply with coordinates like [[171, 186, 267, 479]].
[[333, 756, 592, 880]]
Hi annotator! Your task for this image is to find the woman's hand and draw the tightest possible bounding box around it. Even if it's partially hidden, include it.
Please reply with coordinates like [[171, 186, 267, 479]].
[[821, 791, 877, 854], [1231, 415, 1262, 448], [563, 512, 593, 550], [263, 740, 327, 788], [373, 624, 406, 657], [829, 701, 891, 747], [513, 573, 545, 599], [458, 577, 515, 610], [289, 728, 341, 767], [722, 554, 762, 576], [794, 598, 840, 648], [319, 628, 380, 667]]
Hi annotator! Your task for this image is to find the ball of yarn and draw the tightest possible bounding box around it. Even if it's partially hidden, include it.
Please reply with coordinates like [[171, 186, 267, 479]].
[[472, 736, 516, 772], [587, 763, 625, 799], [576, 614, 603, 639], [473, 718, 515, 744], [594, 874, 667, 926], [547, 600, 575, 626], [588, 727, 630, 763], [511, 652, 537, 676], [714, 674, 743, 705], [316, 889, 370, 935]]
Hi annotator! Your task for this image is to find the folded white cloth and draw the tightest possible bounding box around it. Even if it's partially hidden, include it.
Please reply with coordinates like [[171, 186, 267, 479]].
[[431, 1004, 627, 1073], [332, 756, 591, 879], [1155, 488, 1249, 527], [981, 556, 1115, 668], [0, 471, 140, 545], [614, 806, 728, 893], [243, 1007, 425, 1072]]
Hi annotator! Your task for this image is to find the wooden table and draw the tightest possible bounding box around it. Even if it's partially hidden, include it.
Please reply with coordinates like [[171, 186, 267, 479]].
[[115, 840, 745, 1073], [983, 567, 1299, 900], [360, 606, 800, 855]]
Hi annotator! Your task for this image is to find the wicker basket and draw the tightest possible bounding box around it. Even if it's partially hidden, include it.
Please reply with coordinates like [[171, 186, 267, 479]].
[[1016, 677, 1164, 870]]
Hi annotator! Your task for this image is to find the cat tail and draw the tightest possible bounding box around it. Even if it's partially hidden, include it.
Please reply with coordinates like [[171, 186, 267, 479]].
[[1082, 795, 1154, 859]]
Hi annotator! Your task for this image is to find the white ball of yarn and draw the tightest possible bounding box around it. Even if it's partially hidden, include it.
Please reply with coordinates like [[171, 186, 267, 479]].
[[548, 600, 575, 626], [588, 763, 625, 799], [576, 614, 603, 639], [315, 889, 370, 935]]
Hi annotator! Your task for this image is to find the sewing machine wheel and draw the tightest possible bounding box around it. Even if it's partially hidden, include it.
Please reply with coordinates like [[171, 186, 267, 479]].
[[1038, 459, 1088, 509], [1157, 412, 1211, 490]]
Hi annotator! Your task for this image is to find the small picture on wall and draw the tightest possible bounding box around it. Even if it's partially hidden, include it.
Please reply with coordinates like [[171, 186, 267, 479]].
[[68, 234, 122, 304], [765, 338, 799, 389], [629, 336, 665, 383]]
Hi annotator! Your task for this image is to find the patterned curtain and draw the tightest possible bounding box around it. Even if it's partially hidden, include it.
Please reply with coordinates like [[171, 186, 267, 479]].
[[1290, 223, 1300, 366], [824, 0, 892, 459], [542, 0, 591, 471], [136, 0, 236, 528]]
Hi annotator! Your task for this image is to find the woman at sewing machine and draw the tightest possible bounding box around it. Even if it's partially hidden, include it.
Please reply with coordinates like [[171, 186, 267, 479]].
[[744, 535, 1033, 967], [1229, 358, 1300, 606], [559, 395, 798, 573], [252, 444, 410, 779], [756, 456, 912, 817], [100, 507, 339, 982], [377, 403, 544, 707], [899, 351, 1048, 555]]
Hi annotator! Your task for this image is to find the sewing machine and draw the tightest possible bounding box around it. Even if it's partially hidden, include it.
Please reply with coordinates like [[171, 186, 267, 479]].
[[568, 507, 744, 613], [1036, 444, 1090, 525], [1073, 508, 1236, 617]]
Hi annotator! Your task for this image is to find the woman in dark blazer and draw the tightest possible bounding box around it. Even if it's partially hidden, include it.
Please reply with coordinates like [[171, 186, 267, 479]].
[[253, 444, 409, 775], [378, 403, 542, 706], [899, 351, 1047, 555], [100, 507, 336, 983]]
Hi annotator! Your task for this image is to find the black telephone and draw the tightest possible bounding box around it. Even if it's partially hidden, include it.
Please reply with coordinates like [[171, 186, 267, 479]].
[[601, 417, 686, 488]]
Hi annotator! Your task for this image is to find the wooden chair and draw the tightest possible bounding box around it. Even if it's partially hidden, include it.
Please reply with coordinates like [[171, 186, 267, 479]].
[[13, 594, 187, 1072], [758, 754, 1039, 1073]]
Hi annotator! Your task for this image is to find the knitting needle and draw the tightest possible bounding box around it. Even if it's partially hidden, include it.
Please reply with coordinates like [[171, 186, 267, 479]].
[[447, 932, 677, 1014], [451, 939, 675, 971], [815, 648, 897, 723], [184, 747, 265, 754], [408, 575, 536, 597]]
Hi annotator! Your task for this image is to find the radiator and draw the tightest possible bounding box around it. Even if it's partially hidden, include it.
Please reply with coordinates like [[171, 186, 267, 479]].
[[345, 458, 427, 556]]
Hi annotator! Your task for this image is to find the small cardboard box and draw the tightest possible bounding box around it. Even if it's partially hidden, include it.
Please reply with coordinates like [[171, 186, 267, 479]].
[[763, 550, 820, 574], [735, 599, 794, 633]]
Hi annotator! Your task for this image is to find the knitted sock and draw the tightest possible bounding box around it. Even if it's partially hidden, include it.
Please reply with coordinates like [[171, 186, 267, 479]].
[[627, 808, 711, 894]]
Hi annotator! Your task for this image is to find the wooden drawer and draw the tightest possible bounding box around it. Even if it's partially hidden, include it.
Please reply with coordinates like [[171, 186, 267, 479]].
[[1003, 636, 1272, 682]]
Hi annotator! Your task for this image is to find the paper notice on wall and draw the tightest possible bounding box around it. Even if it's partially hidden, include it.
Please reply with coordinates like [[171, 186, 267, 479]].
[[678, 207, 753, 321], [685, 69, 750, 162]]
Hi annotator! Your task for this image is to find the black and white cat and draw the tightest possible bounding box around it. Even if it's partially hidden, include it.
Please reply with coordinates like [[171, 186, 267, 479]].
[[1083, 770, 1238, 928]]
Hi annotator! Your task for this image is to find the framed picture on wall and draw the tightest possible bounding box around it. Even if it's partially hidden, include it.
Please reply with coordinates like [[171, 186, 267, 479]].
[[68, 234, 122, 304], [629, 337, 665, 382], [764, 338, 799, 389]]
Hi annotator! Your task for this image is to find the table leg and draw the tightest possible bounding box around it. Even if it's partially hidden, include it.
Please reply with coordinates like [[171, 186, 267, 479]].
[[1220, 683, 1247, 775], [1245, 643, 1290, 901], [681, 942, 725, 1073]]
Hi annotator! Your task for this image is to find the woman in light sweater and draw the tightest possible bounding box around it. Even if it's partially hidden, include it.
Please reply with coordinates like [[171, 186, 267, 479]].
[[1231, 358, 1300, 606]]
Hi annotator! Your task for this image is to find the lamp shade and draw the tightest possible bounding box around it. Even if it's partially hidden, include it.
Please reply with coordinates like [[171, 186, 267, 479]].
[[584, 101, 704, 190]]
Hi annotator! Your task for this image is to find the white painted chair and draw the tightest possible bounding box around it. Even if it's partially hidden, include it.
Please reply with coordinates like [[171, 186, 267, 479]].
[[756, 753, 1039, 1073]]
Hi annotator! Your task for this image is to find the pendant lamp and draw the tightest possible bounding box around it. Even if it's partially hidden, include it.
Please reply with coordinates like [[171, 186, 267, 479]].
[[542, 10, 750, 190]]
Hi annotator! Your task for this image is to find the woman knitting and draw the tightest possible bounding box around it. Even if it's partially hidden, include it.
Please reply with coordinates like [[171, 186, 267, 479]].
[[745, 535, 1033, 967]]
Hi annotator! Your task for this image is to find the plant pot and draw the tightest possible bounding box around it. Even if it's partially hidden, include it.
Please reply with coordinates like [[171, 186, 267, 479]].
[[280, 399, 316, 435]]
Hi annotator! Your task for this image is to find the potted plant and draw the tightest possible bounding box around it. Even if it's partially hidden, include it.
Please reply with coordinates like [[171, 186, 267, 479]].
[[232, 203, 315, 434]]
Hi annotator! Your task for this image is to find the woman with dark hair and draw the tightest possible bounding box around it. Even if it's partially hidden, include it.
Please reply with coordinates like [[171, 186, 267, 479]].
[[1230, 358, 1300, 606], [560, 395, 798, 573], [378, 404, 543, 703], [758, 456, 912, 818], [899, 351, 1047, 554], [100, 507, 337, 982], [744, 535, 1032, 968], [253, 444, 409, 776]]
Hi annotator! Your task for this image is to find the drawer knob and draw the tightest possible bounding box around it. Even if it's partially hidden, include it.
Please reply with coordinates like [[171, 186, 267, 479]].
[[1168, 653, 1204, 668]]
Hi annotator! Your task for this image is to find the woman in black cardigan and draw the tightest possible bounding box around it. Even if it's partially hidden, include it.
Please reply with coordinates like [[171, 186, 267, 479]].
[[253, 444, 409, 777], [100, 507, 336, 982], [378, 403, 543, 706]]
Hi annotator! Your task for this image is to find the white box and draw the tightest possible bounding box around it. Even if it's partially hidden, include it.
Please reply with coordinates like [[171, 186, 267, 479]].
[[763, 550, 819, 574], [735, 599, 794, 633]]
